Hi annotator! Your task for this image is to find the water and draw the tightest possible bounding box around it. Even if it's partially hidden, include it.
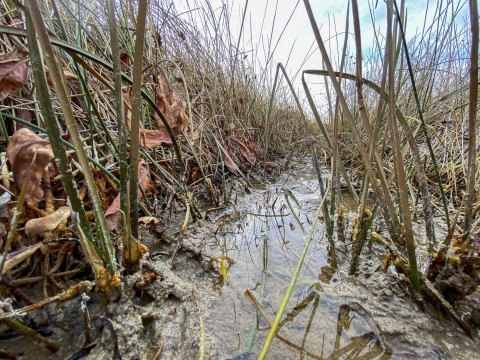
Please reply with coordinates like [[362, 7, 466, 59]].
[[192, 160, 479, 359], [194, 161, 393, 359]]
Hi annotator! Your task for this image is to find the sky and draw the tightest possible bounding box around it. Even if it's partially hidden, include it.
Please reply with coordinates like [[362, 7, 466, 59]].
[[175, 0, 470, 105]]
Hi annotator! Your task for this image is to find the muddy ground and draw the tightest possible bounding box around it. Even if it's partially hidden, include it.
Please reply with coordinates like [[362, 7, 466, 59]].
[[1, 159, 479, 359]]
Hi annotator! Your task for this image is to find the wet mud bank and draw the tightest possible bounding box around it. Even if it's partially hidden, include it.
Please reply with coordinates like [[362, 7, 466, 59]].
[[96, 159, 479, 359]]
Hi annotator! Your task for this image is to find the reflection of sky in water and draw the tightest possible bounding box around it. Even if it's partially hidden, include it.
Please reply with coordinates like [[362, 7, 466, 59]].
[[198, 171, 391, 360]]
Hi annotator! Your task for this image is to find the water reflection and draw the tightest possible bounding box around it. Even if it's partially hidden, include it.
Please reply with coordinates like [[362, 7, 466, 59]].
[[318, 266, 335, 284], [275, 296, 392, 360], [207, 185, 393, 360]]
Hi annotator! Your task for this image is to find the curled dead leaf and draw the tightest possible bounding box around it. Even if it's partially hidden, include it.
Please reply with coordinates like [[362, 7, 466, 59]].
[[105, 159, 151, 230], [223, 141, 239, 173], [17, 108, 33, 130], [138, 129, 173, 148], [153, 71, 188, 134], [155, 32, 163, 49], [119, 53, 150, 69], [229, 136, 259, 165], [120, 52, 129, 68], [2, 242, 42, 274], [124, 93, 174, 148], [0, 46, 30, 101], [224, 156, 237, 173], [25, 206, 71, 237], [125, 72, 188, 148], [44, 66, 78, 88], [138, 216, 159, 226], [6, 129, 54, 206]]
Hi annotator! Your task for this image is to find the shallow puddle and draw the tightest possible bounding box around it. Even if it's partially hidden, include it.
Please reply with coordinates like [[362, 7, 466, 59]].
[[194, 161, 479, 359], [194, 164, 392, 359]]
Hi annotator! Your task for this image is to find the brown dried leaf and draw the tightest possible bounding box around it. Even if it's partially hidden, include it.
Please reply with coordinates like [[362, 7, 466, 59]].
[[25, 206, 70, 237], [139, 128, 174, 148], [124, 93, 175, 148], [224, 156, 237, 173], [120, 52, 129, 68], [6, 129, 54, 206], [0, 46, 30, 101], [6, 17, 24, 29], [16, 108, 33, 130], [16, 88, 35, 130], [153, 71, 188, 134], [230, 136, 258, 165], [120, 53, 150, 70], [104, 198, 121, 231], [105, 159, 151, 230], [2, 242, 42, 274], [62, 69, 79, 84], [155, 32, 163, 49], [223, 142, 238, 173], [138, 216, 159, 226], [44, 66, 78, 88]]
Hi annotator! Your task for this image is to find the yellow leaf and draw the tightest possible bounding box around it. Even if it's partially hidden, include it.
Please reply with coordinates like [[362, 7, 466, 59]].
[[219, 258, 227, 279]]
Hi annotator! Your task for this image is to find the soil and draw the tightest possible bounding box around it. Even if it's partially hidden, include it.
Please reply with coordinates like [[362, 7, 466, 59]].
[[1, 158, 479, 359]]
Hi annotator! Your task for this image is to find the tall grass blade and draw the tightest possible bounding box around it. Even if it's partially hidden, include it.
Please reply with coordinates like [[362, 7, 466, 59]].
[[24, 12, 96, 252], [128, 0, 149, 265], [386, 0, 419, 292], [258, 185, 329, 359], [303, 0, 401, 244], [463, 0, 478, 237], [105, 0, 129, 241], [24, 1, 117, 275], [393, 0, 451, 229]]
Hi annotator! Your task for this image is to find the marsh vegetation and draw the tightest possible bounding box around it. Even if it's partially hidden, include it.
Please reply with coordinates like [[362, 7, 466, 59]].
[[0, 0, 478, 358]]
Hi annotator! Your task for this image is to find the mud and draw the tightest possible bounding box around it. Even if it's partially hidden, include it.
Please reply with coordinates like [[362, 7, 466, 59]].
[[1, 159, 479, 359]]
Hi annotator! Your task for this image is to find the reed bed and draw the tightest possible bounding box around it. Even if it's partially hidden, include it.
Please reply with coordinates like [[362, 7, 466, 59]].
[[0, 0, 305, 272], [0, 0, 478, 358], [260, 0, 479, 356]]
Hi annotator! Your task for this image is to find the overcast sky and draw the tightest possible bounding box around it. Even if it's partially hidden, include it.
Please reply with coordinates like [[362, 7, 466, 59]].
[[176, 0, 469, 102]]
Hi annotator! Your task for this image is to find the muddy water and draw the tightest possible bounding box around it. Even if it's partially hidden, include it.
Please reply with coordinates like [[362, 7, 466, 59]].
[[194, 160, 480, 359]]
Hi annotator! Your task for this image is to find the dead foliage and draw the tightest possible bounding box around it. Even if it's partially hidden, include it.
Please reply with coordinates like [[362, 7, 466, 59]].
[[0, 46, 29, 101], [6, 128, 54, 206], [105, 159, 152, 230]]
